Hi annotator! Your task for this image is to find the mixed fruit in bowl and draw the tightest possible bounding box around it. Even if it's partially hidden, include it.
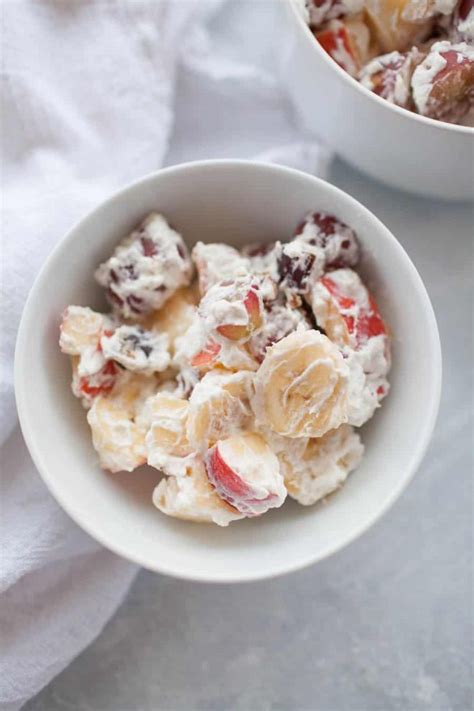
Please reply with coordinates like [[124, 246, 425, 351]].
[[301, 0, 474, 125], [59, 210, 391, 526]]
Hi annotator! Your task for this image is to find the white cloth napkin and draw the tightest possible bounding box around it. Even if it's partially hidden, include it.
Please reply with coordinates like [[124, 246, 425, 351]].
[[0, 2, 328, 709]]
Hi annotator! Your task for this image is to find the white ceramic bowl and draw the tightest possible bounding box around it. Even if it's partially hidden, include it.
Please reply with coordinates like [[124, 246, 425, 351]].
[[15, 160, 441, 582], [283, 0, 474, 201]]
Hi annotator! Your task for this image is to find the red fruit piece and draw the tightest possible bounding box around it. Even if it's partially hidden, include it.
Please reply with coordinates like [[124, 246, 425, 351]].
[[359, 48, 423, 108], [100, 325, 170, 374], [244, 290, 262, 329], [78, 360, 120, 399], [140, 236, 158, 257], [213, 285, 263, 342], [190, 341, 221, 368], [319, 273, 386, 345], [455, 0, 474, 40], [294, 211, 359, 269], [205, 433, 286, 517], [412, 41, 474, 123], [458, 0, 474, 19], [456, 0, 474, 39], [310, 269, 387, 348], [277, 242, 320, 294], [357, 294, 387, 340], [316, 22, 359, 75], [316, 16, 375, 76]]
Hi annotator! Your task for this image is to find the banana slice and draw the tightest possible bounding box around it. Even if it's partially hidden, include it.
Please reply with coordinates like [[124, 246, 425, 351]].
[[187, 370, 255, 450], [60, 305, 114, 355], [87, 373, 157, 473], [279, 425, 364, 505], [146, 393, 195, 477], [365, 0, 433, 53], [153, 457, 244, 526], [401, 0, 456, 21], [143, 285, 199, 354], [253, 330, 349, 438], [256, 424, 310, 460]]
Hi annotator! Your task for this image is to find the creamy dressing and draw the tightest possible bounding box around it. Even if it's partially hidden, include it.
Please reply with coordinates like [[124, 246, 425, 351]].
[[95, 213, 193, 318], [60, 207, 391, 525]]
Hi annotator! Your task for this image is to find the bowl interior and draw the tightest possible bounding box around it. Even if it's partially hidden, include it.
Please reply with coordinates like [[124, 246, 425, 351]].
[[15, 162, 441, 581]]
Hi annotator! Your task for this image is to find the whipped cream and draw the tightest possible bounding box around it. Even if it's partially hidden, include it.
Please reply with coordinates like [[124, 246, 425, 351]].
[[173, 309, 259, 376], [411, 43, 449, 114], [344, 335, 390, 426], [411, 41, 474, 119], [277, 238, 326, 295], [242, 242, 280, 282], [281, 425, 364, 505], [153, 457, 244, 526], [296, 212, 360, 268], [199, 278, 260, 332], [360, 49, 422, 107], [249, 297, 312, 362], [101, 325, 170, 375], [95, 213, 192, 319], [192, 242, 249, 294], [187, 370, 255, 450]]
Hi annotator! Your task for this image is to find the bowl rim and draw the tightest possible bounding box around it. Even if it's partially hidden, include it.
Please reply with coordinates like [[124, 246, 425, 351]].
[[14, 159, 442, 583], [287, 0, 474, 136]]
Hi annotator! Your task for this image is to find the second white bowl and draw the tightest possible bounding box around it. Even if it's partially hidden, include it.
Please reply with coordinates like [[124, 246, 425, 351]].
[[282, 0, 474, 201]]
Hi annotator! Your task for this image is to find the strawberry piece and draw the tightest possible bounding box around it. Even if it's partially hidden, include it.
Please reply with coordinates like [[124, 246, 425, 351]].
[[79, 360, 119, 398], [316, 22, 359, 75], [320, 275, 386, 345]]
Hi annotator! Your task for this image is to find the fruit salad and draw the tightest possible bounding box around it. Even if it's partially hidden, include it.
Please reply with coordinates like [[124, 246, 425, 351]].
[[301, 0, 474, 125], [59, 211, 391, 526]]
